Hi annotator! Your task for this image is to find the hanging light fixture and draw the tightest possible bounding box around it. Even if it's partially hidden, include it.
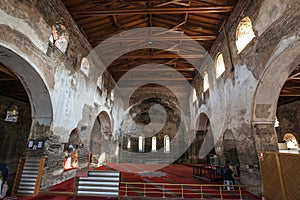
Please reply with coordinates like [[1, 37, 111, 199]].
[[4, 104, 18, 122]]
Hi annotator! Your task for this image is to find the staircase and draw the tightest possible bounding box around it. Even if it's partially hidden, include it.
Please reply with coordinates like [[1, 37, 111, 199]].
[[12, 157, 45, 196], [75, 170, 120, 197]]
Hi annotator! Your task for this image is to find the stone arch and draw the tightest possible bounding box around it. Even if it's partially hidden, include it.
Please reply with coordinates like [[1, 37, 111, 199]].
[[197, 113, 215, 160], [64, 128, 80, 170], [183, 113, 214, 163], [98, 111, 112, 136], [90, 111, 112, 166], [0, 45, 53, 132], [0, 44, 53, 191], [68, 128, 81, 146], [90, 116, 102, 166], [252, 40, 300, 151]]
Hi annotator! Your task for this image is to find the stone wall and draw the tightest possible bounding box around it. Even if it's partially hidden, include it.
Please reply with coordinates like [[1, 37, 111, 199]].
[[276, 101, 300, 142], [0, 0, 121, 189], [0, 95, 31, 193], [191, 0, 300, 186]]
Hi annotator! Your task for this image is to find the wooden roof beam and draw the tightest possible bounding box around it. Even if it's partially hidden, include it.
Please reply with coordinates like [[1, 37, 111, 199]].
[[109, 67, 196, 72], [279, 93, 300, 96], [89, 35, 217, 42], [0, 64, 17, 79], [114, 77, 194, 81], [74, 6, 233, 16], [116, 54, 205, 59]]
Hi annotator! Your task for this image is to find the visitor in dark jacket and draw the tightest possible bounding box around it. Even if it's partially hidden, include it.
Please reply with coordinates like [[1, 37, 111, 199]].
[[223, 165, 235, 184], [0, 163, 8, 181]]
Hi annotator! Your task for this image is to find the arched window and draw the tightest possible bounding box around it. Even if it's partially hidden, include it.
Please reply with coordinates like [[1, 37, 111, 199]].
[[127, 138, 131, 150], [215, 53, 225, 79], [138, 136, 144, 152], [236, 16, 255, 53], [164, 135, 170, 153], [152, 136, 157, 152], [80, 57, 90, 77], [283, 133, 299, 149], [203, 72, 209, 92], [192, 88, 197, 103]]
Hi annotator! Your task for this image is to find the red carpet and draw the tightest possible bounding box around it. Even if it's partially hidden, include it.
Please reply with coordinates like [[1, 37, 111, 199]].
[[8, 164, 260, 200]]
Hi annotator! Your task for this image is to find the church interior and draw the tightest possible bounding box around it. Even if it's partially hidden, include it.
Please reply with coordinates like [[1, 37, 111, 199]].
[[0, 0, 299, 199]]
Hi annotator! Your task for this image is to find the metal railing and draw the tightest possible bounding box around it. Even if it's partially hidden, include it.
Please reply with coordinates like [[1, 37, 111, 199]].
[[119, 182, 262, 199]]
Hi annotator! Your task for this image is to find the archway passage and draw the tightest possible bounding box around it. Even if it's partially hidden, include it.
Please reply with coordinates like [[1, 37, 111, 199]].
[[0, 63, 31, 194], [182, 113, 214, 164], [0, 45, 52, 127], [90, 117, 102, 167], [64, 129, 80, 170], [0, 44, 53, 195], [223, 130, 240, 176], [90, 111, 112, 167], [252, 40, 300, 151], [275, 65, 300, 154]]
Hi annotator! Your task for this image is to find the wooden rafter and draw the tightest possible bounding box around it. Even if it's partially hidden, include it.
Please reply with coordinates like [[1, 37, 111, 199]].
[[74, 6, 234, 16], [59, 0, 238, 97], [89, 35, 217, 42]]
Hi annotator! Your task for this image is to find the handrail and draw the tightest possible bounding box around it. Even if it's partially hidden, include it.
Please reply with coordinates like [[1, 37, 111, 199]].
[[119, 181, 262, 199], [41, 180, 261, 199], [120, 181, 260, 187]]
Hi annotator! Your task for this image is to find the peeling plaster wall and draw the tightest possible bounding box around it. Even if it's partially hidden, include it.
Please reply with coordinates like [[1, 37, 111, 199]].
[[0, 0, 50, 53], [0, 0, 123, 189], [191, 0, 300, 186]]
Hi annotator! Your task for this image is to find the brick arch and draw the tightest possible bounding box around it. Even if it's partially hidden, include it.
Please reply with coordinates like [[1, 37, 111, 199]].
[[252, 40, 300, 151]]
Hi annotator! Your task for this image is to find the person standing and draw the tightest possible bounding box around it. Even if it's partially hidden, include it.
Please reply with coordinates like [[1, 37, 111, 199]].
[[223, 165, 235, 184]]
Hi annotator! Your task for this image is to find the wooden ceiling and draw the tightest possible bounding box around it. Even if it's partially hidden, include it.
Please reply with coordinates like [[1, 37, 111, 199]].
[[61, 0, 237, 84], [278, 65, 300, 106], [0, 63, 29, 103], [0, 0, 299, 106]]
